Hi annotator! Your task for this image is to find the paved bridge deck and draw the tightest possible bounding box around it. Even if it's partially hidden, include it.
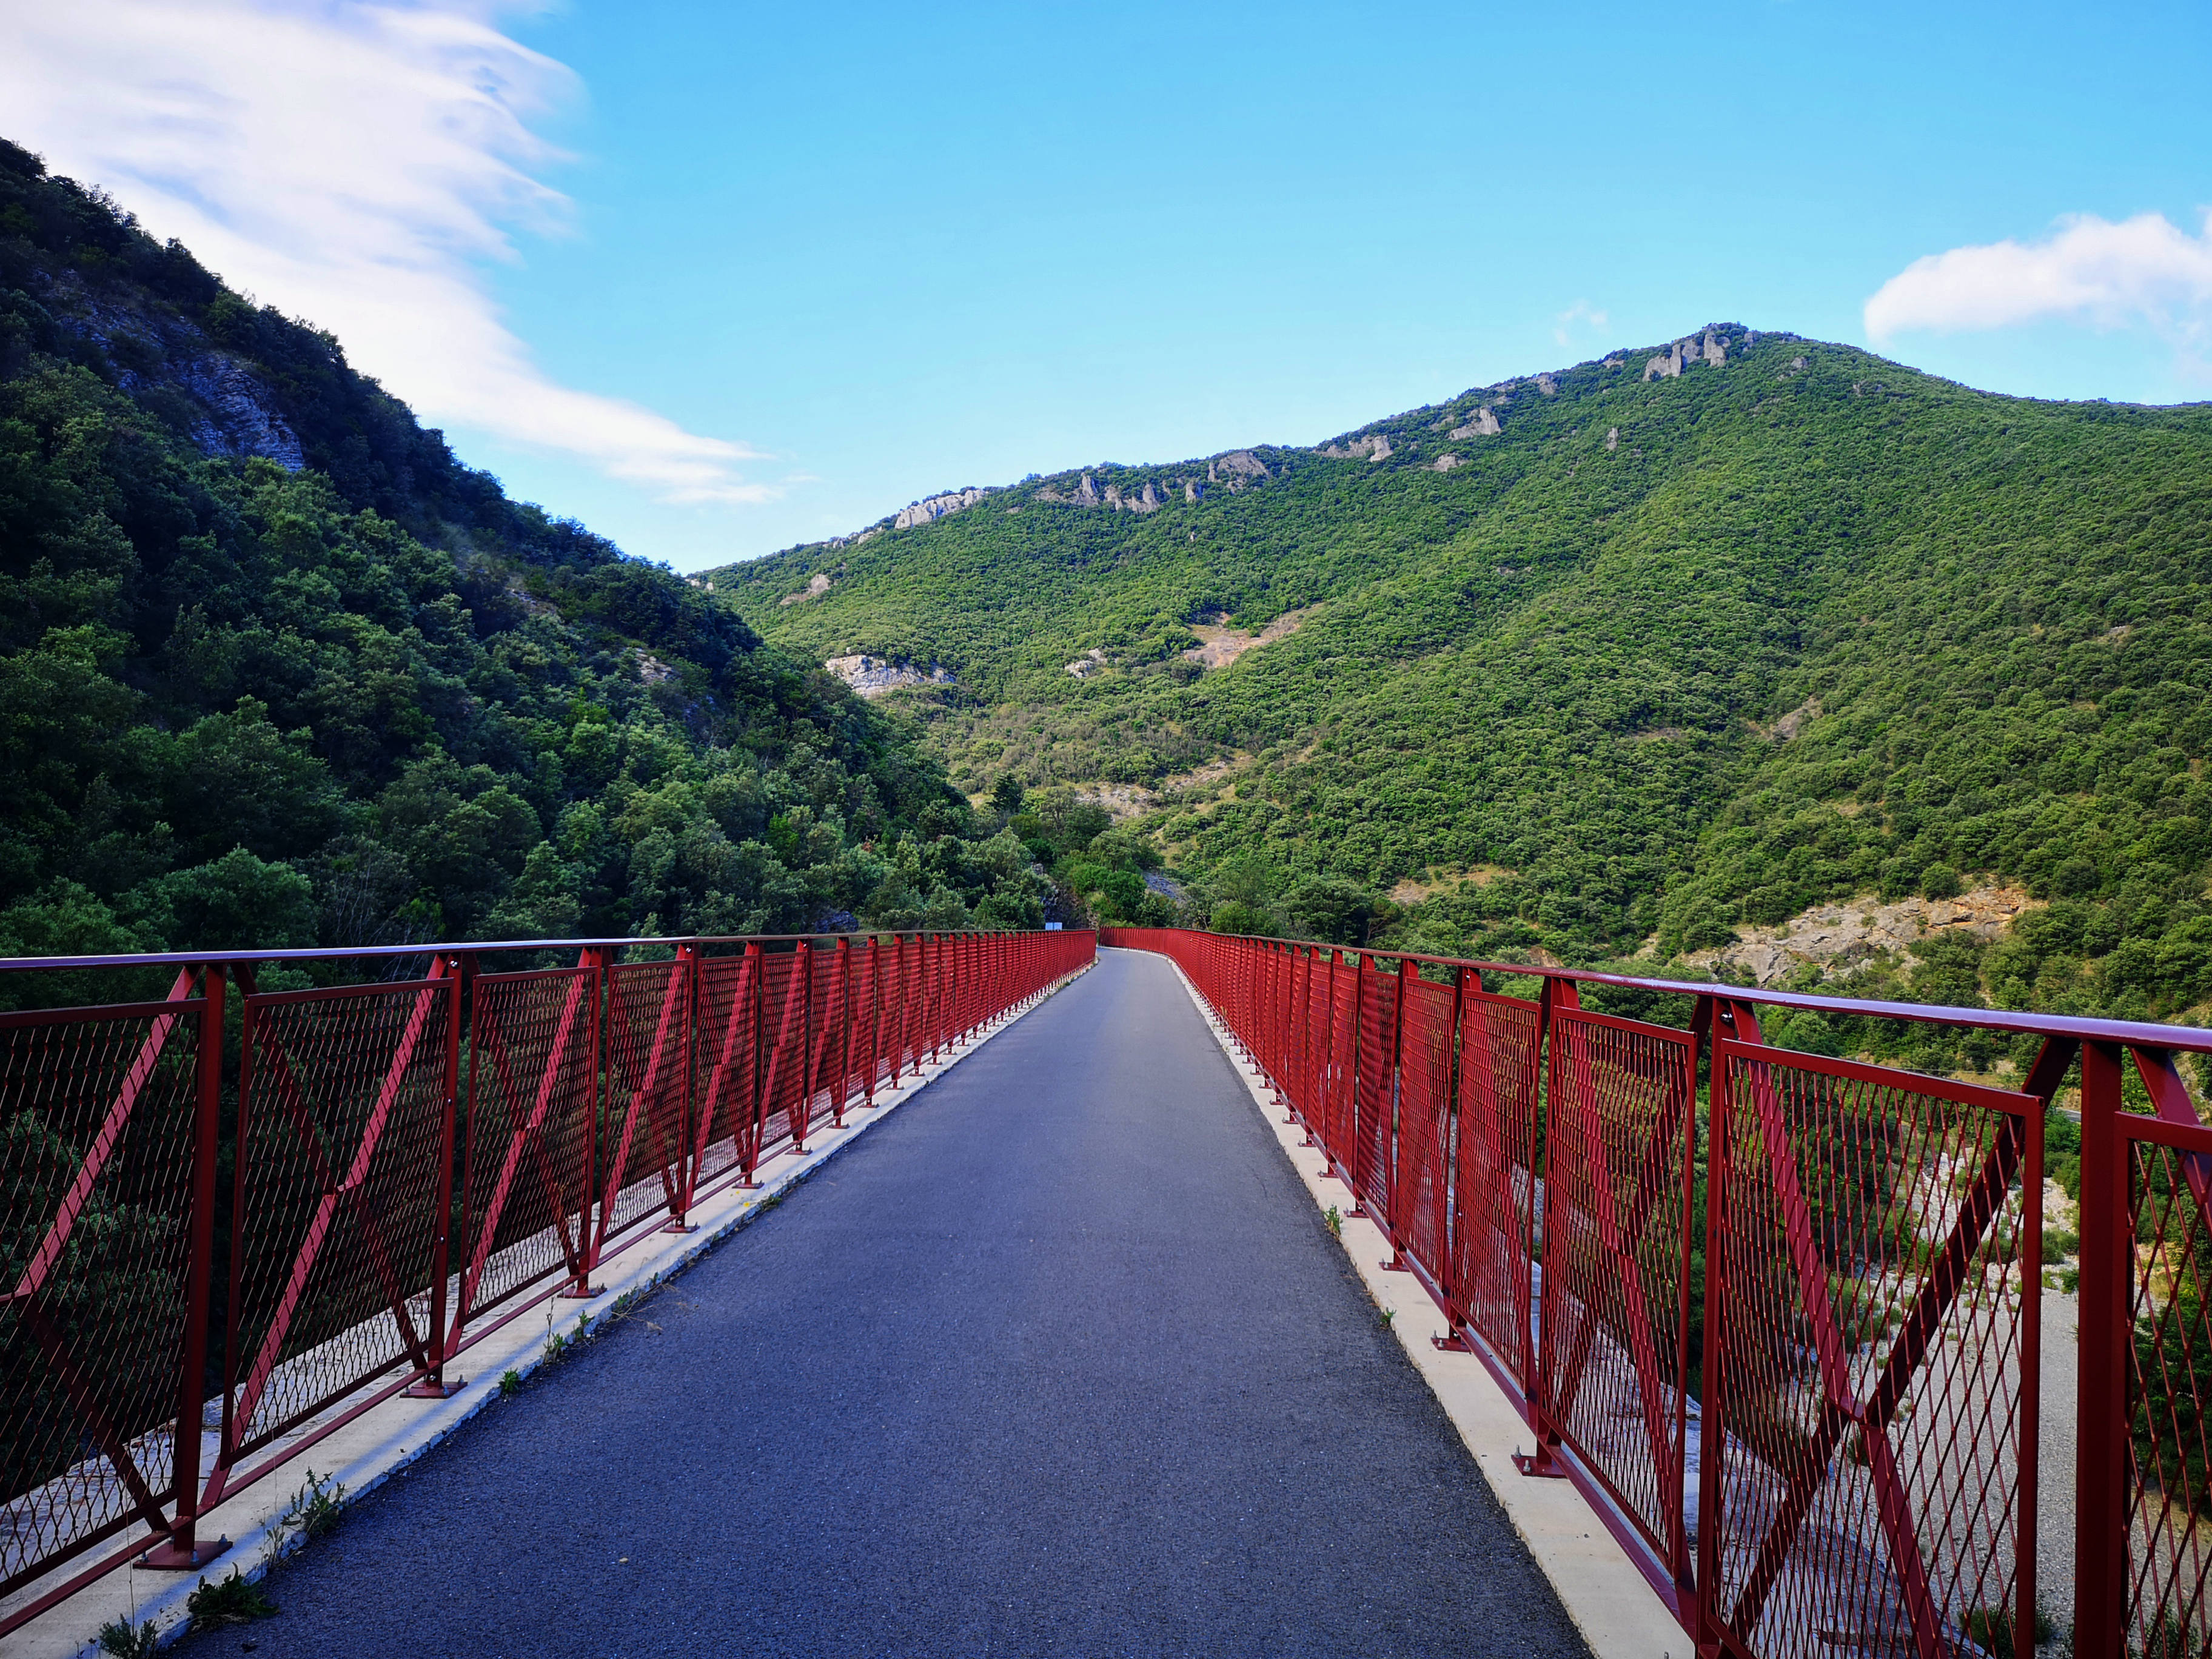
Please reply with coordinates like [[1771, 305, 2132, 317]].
[[186, 948, 1588, 1658]]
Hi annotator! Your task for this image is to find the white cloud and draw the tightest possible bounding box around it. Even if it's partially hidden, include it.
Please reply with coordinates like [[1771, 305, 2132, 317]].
[[0, 0, 773, 504], [1865, 210, 2212, 364], [1553, 299, 1609, 346]]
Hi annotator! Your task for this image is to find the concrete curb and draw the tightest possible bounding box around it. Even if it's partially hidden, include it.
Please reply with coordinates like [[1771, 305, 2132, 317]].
[[1, 962, 1094, 1659], [1131, 947, 1683, 1659]]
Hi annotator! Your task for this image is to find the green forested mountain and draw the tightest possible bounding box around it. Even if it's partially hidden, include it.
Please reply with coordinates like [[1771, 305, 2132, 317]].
[[0, 138, 1053, 994], [716, 326, 2212, 1031]]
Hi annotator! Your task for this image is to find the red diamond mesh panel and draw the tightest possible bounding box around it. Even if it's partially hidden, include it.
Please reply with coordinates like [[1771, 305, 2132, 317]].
[[692, 952, 757, 1182], [1394, 975, 1456, 1281], [0, 999, 202, 1593], [457, 968, 595, 1325], [1449, 988, 1543, 1389], [854, 943, 890, 1099], [1541, 1007, 1697, 1577], [2125, 1125, 2212, 1656], [1707, 1042, 2033, 1659], [799, 947, 840, 1138], [1326, 957, 1358, 1173], [757, 950, 807, 1155], [880, 940, 915, 1083], [1354, 960, 1398, 1217], [599, 961, 689, 1240], [227, 980, 452, 1458]]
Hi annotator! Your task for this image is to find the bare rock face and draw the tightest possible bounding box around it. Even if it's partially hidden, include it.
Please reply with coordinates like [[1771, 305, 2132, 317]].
[[1184, 479, 1204, 503], [894, 486, 991, 531], [1448, 407, 1502, 440], [1318, 432, 1393, 461], [1605, 427, 1619, 452], [779, 572, 833, 607], [1680, 885, 2042, 989], [1646, 327, 1734, 381], [1036, 471, 1170, 511], [170, 354, 306, 468], [1207, 451, 1269, 492], [1432, 452, 1461, 471], [1535, 373, 1558, 395], [823, 654, 956, 698], [1181, 605, 1313, 671], [1065, 648, 1107, 679]]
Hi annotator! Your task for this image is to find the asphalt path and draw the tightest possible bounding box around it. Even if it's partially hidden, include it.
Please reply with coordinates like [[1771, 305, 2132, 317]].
[[186, 947, 1590, 1658]]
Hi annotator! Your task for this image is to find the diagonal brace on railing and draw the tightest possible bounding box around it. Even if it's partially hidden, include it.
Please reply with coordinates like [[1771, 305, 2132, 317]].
[[1721, 1039, 2060, 1658], [458, 970, 597, 1326], [1540, 1013, 1692, 1566], [594, 956, 693, 1252], [220, 964, 451, 1476], [6, 968, 201, 1310]]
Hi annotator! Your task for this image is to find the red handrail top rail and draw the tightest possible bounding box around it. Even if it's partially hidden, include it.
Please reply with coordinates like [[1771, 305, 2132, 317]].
[[0, 927, 1082, 976], [1102, 927, 2212, 1056]]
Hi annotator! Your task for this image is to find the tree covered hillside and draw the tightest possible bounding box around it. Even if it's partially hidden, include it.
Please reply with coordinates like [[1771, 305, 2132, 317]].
[[717, 327, 2212, 1028], [0, 137, 1050, 991]]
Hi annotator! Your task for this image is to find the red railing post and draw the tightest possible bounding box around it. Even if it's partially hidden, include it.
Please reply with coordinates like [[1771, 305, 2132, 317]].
[[793, 941, 815, 1153], [563, 945, 611, 1295], [2075, 1039, 2129, 1659], [1515, 973, 1579, 1480], [1384, 956, 1416, 1270], [404, 952, 466, 1396], [142, 964, 227, 1569], [664, 942, 702, 1229]]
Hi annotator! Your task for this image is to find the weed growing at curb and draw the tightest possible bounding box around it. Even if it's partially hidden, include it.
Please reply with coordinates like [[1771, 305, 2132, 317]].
[[96, 1617, 158, 1657], [500, 1369, 522, 1396], [260, 1467, 344, 1572], [1324, 1205, 1342, 1237], [543, 1310, 595, 1364], [1379, 1308, 1396, 1330], [187, 1570, 276, 1630]]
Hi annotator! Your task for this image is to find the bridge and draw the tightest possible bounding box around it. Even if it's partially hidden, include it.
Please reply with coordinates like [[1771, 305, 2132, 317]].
[[0, 926, 2207, 1657]]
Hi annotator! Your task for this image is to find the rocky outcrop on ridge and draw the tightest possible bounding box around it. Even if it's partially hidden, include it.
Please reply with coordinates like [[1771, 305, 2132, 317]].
[[1644, 325, 1739, 381], [1207, 451, 1270, 491], [1448, 407, 1503, 440], [1318, 432, 1393, 461], [823, 654, 956, 697], [894, 486, 993, 530], [780, 572, 832, 606]]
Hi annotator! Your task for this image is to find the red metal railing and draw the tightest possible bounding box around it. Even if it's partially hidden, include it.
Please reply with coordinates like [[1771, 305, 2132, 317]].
[[0, 928, 1091, 1633], [1100, 925, 2212, 1659]]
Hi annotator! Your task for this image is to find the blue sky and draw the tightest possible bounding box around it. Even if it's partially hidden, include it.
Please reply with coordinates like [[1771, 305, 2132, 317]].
[[7, 0, 2210, 569]]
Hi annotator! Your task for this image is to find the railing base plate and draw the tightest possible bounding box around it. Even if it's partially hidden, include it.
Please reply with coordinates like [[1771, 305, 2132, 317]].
[[137, 1535, 230, 1570]]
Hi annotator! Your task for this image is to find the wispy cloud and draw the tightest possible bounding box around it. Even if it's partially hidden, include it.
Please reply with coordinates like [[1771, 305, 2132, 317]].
[[1865, 210, 2212, 370], [1553, 299, 1609, 347], [0, 0, 773, 504]]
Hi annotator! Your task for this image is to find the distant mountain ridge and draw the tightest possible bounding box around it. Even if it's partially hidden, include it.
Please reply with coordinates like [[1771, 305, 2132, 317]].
[[0, 135, 1055, 982], [709, 321, 2212, 1037]]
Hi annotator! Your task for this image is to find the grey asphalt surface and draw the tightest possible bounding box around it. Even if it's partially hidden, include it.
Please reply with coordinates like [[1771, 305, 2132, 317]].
[[186, 947, 1591, 1658]]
